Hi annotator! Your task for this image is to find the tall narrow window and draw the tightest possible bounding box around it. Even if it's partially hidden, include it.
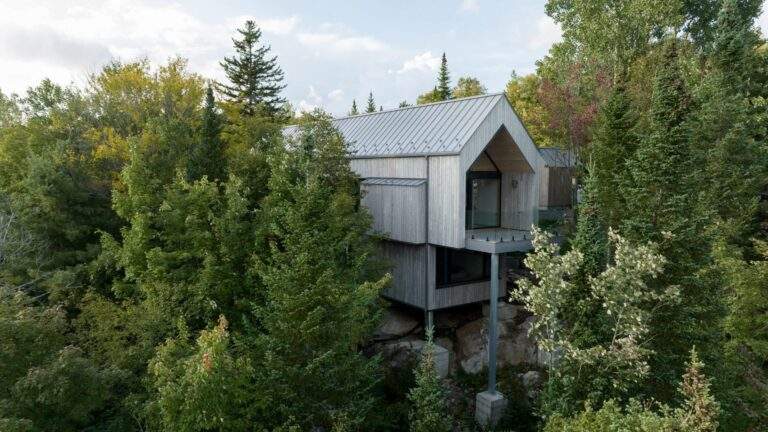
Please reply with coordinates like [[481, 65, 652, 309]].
[[466, 171, 500, 229]]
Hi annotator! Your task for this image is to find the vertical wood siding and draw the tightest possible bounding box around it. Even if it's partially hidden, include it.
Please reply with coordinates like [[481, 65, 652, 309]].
[[428, 156, 464, 248], [361, 183, 426, 243], [379, 241, 427, 308], [350, 157, 427, 179]]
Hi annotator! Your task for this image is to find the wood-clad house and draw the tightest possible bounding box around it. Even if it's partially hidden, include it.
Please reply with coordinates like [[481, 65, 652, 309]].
[[285, 93, 571, 313], [285, 93, 572, 420]]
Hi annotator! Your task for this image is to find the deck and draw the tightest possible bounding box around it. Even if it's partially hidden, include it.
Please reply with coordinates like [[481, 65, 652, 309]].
[[465, 228, 533, 254]]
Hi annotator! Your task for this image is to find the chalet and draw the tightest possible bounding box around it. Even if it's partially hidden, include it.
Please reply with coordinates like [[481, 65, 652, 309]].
[[285, 93, 573, 425]]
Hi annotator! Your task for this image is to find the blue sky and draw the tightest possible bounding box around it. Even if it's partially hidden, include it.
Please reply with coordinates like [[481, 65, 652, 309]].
[[1, 1, 765, 116]]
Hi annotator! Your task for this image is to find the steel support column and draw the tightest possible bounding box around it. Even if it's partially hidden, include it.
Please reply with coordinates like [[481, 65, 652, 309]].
[[487, 252, 499, 393]]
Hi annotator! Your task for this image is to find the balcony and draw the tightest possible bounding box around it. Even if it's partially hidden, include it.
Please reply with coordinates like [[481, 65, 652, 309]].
[[465, 227, 532, 254]]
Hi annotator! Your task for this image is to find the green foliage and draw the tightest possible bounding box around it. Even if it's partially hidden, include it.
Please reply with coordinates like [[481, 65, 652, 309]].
[[366, 91, 377, 113], [407, 328, 451, 432], [544, 350, 720, 431], [589, 83, 638, 226], [452, 76, 487, 99], [437, 53, 451, 100], [621, 40, 724, 402], [187, 86, 226, 182], [219, 20, 286, 116], [253, 113, 389, 429], [505, 73, 557, 147], [513, 228, 677, 415], [349, 99, 359, 115], [416, 87, 443, 105], [150, 316, 259, 432], [0, 289, 120, 432]]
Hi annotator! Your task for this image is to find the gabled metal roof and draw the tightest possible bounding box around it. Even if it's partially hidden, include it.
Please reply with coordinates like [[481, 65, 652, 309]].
[[284, 93, 506, 158]]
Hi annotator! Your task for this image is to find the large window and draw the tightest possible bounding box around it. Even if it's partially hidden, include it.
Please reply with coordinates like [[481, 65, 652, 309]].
[[436, 247, 491, 287], [466, 171, 500, 229]]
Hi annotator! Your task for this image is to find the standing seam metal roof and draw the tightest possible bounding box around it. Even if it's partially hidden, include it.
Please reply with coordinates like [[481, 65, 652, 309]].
[[284, 93, 506, 158]]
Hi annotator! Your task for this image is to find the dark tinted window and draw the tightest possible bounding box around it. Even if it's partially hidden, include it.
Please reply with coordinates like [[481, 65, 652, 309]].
[[436, 247, 490, 287]]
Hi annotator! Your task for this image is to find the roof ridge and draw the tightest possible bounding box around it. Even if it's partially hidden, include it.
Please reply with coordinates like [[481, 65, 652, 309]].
[[335, 92, 505, 121]]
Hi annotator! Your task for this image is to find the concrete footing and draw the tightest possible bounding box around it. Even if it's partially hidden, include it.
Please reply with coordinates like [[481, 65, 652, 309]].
[[433, 344, 450, 379], [475, 390, 507, 428]]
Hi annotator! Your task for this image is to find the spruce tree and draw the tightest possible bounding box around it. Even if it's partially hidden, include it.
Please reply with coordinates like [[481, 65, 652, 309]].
[[437, 53, 451, 100], [219, 20, 286, 116], [621, 40, 720, 402], [589, 82, 637, 227], [254, 114, 389, 429], [692, 0, 768, 246], [365, 92, 376, 113], [349, 99, 359, 116], [187, 86, 226, 182], [407, 327, 451, 432]]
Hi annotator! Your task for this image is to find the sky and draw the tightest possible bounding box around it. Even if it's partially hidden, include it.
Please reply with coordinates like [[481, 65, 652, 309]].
[[1, 0, 766, 117]]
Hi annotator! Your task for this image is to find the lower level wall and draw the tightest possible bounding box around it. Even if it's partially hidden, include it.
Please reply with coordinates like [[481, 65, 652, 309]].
[[379, 241, 427, 309], [379, 241, 507, 311]]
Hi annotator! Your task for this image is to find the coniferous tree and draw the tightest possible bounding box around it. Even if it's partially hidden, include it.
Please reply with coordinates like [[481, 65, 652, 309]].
[[407, 327, 451, 432], [677, 348, 721, 432], [437, 53, 451, 100], [621, 40, 720, 402], [254, 113, 389, 429], [219, 20, 286, 116], [187, 86, 226, 182], [693, 0, 768, 246], [398, 100, 410, 108], [349, 99, 359, 116], [589, 82, 637, 227], [365, 92, 376, 113]]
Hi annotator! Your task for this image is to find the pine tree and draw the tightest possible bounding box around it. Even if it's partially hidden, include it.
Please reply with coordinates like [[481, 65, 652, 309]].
[[399, 101, 410, 108], [407, 327, 451, 432], [365, 92, 376, 113], [187, 86, 226, 182], [349, 99, 359, 116], [219, 20, 286, 116], [621, 40, 720, 402], [589, 82, 637, 227], [437, 53, 451, 100], [254, 114, 389, 429]]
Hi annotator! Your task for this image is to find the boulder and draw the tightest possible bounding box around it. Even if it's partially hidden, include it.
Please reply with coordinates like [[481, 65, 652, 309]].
[[482, 302, 522, 322], [456, 318, 487, 374], [374, 308, 420, 340], [520, 370, 543, 400], [380, 338, 425, 369], [379, 338, 450, 379]]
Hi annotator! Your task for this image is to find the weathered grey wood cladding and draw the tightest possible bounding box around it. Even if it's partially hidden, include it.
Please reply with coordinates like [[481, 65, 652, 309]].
[[378, 241, 427, 309], [362, 182, 426, 243], [428, 155, 463, 248], [350, 157, 427, 179]]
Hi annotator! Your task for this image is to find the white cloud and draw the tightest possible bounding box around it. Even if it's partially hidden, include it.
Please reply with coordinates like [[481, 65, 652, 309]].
[[297, 32, 388, 53], [460, 0, 479, 12], [327, 88, 345, 101], [0, 0, 299, 94], [229, 15, 299, 35], [528, 16, 562, 50], [397, 51, 440, 74]]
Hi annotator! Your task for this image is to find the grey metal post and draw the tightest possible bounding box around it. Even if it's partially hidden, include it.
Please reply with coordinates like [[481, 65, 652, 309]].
[[488, 252, 499, 393]]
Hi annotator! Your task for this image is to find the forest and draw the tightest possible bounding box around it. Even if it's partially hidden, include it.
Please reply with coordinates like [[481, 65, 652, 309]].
[[0, 0, 767, 431]]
